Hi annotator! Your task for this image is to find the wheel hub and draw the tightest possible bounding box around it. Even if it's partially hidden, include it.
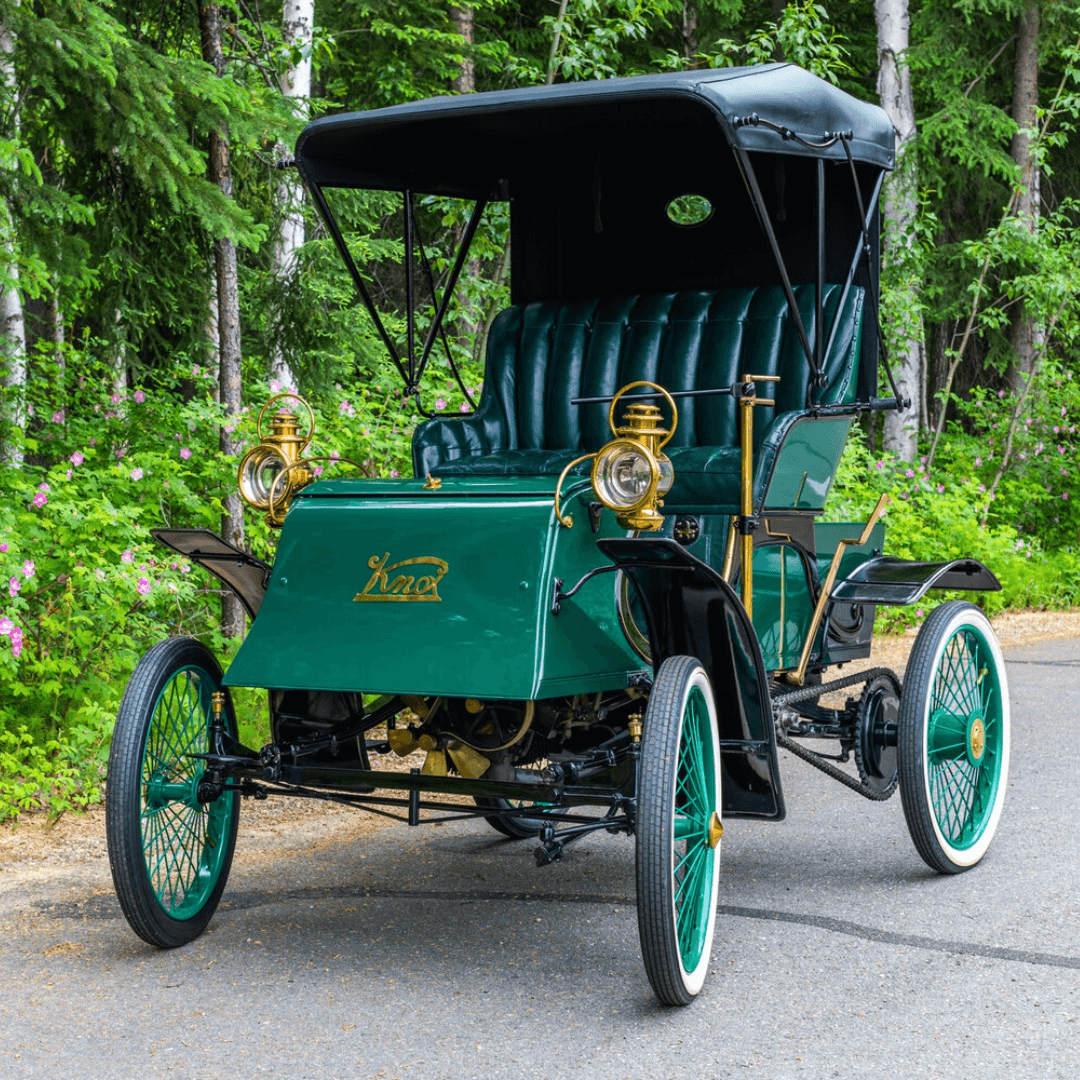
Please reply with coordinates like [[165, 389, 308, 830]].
[[145, 767, 202, 811], [706, 811, 723, 850], [967, 714, 986, 765]]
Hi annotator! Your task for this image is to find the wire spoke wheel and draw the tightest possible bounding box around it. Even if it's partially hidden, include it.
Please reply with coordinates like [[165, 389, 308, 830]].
[[898, 602, 1010, 873], [636, 655, 722, 1005], [106, 638, 239, 947]]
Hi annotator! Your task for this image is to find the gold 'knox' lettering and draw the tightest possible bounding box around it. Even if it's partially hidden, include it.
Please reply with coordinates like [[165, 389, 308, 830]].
[[353, 552, 449, 603]]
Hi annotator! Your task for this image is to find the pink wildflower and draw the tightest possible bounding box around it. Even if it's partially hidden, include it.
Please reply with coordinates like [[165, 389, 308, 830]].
[[1059, 446, 1067, 455], [874, 460, 884, 470], [122, 549, 134, 564], [1064, 492, 1071, 501], [916, 609, 924, 619], [136, 577, 151, 595], [0, 617, 12, 636], [974, 457, 982, 467], [312, 464, 324, 477], [8, 578, 20, 598], [110, 392, 121, 405], [94, 569, 106, 581], [459, 402, 470, 413], [51, 410, 64, 424], [389, 469, 400, 478], [270, 380, 282, 393], [192, 365, 201, 377], [32, 492, 47, 509], [22, 560, 34, 580], [905, 468, 915, 478], [133, 390, 146, 404], [0, 543, 7, 553], [130, 467, 144, 481], [997, 389, 1005, 399], [330, 450, 339, 460], [179, 447, 192, 460], [937, 484, 945, 494], [10, 626, 22, 658], [435, 398, 447, 411]]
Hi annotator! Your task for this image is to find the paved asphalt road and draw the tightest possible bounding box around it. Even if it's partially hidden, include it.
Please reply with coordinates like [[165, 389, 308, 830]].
[[1, 638, 1078, 1080]]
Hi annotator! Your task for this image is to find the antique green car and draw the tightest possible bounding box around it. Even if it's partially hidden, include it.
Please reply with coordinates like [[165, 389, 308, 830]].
[[105, 64, 1010, 1006]]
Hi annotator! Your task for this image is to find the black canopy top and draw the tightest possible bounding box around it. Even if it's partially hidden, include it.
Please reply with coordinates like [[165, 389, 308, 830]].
[[296, 64, 895, 196]]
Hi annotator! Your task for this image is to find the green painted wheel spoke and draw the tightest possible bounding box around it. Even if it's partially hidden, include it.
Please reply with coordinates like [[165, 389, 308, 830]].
[[672, 838, 704, 879], [674, 843, 707, 906], [675, 772, 706, 819], [146, 809, 192, 882]]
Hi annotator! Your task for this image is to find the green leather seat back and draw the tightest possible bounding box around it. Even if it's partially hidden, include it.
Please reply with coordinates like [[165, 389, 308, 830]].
[[412, 285, 863, 505]]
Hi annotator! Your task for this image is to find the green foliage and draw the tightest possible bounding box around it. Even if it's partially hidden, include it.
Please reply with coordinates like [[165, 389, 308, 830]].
[[708, 2, 852, 82], [829, 373, 1080, 630]]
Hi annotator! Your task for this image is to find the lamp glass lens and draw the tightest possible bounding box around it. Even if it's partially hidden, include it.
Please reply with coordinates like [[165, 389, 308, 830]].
[[241, 449, 286, 509], [594, 446, 654, 509], [658, 455, 674, 495]]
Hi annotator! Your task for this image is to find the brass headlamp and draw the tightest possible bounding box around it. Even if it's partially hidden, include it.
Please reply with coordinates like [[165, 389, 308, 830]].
[[237, 394, 317, 526], [555, 381, 677, 532]]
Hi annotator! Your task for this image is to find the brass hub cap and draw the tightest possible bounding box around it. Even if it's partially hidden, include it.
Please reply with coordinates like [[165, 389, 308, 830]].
[[706, 811, 724, 850], [968, 715, 986, 763]]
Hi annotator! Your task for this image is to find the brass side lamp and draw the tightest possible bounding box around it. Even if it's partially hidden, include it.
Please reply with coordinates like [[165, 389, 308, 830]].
[[237, 392, 365, 527], [555, 381, 677, 531]]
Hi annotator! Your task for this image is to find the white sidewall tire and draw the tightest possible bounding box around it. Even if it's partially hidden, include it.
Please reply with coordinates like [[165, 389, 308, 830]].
[[900, 603, 1010, 871]]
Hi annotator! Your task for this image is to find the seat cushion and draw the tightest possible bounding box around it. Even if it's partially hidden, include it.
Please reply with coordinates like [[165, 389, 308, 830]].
[[413, 285, 864, 507]]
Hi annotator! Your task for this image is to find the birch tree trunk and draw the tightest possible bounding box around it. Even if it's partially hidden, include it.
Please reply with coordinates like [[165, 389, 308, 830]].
[[681, 4, 699, 61], [0, 12, 26, 466], [200, 0, 247, 639], [450, 7, 481, 348], [876, 0, 923, 462], [271, 0, 313, 391], [1008, 1, 1041, 390]]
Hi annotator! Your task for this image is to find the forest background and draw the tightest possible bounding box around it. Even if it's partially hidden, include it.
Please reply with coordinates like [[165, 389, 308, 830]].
[[0, 0, 1078, 818]]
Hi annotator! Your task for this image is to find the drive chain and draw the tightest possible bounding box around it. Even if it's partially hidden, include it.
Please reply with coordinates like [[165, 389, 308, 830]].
[[771, 666, 901, 803], [775, 732, 894, 801], [770, 666, 899, 709]]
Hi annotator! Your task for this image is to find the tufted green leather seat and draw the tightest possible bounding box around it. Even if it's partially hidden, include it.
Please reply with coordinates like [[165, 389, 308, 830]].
[[412, 285, 863, 512]]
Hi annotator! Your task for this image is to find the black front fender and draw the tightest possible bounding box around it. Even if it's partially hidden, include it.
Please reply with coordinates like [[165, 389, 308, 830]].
[[830, 555, 1001, 606], [598, 537, 784, 821]]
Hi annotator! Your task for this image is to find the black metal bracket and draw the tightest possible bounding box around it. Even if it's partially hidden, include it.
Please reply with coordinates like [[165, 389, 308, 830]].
[[588, 501, 603, 533], [732, 113, 853, 151], [551, 564, 620, 615], [534, 801, 634, 866], [735, 515, 760, 536]]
